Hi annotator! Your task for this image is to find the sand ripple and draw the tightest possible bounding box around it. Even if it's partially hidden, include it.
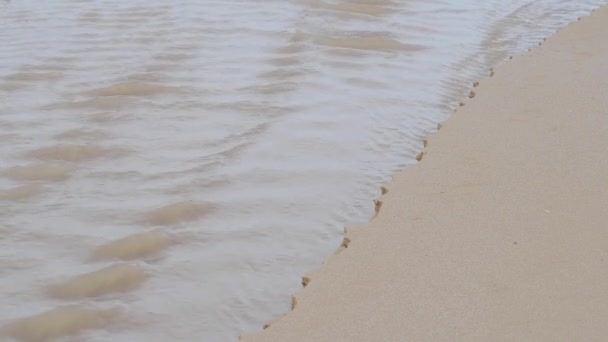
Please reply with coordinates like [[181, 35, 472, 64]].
[[143, 201, 214, 226], [313, 34, 425, 52], [90, 230, 171, 261], [24, 144, 129, 162], [91, 82, 180, 97], [48, 264, 147, 299], [0, 184, 46, 202], [1, 164, 72, 182], [1, 306, 120, 342]]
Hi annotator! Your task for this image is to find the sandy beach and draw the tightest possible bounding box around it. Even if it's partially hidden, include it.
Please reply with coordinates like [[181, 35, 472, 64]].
[[244, 5, 608, 342]]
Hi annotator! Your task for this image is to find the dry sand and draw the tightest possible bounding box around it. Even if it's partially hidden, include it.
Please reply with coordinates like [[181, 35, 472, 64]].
[[244, 6, 608, 342]]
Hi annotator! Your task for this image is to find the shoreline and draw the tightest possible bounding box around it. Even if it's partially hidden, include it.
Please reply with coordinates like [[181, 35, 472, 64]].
[[243, 5, 608, 341]]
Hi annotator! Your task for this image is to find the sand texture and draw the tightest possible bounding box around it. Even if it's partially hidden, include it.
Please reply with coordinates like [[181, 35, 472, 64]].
[[244, 6, 608, 342]]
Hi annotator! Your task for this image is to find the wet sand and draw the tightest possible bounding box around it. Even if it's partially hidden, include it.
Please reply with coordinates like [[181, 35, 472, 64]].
[[244, 5, 608, 342]]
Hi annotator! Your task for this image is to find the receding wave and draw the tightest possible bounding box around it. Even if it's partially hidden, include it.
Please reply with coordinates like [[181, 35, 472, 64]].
[[0, 0, 603, 341]]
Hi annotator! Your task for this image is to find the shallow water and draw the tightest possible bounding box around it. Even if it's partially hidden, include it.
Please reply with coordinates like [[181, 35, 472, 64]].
[[0, 0, 604, 341]]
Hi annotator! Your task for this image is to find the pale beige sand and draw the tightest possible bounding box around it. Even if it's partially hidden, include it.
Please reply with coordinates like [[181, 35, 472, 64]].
[[244, 6, 608, 342]]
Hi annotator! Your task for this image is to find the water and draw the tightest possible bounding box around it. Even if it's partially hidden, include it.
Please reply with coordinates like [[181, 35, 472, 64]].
[[0, 0, 604, 341]]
